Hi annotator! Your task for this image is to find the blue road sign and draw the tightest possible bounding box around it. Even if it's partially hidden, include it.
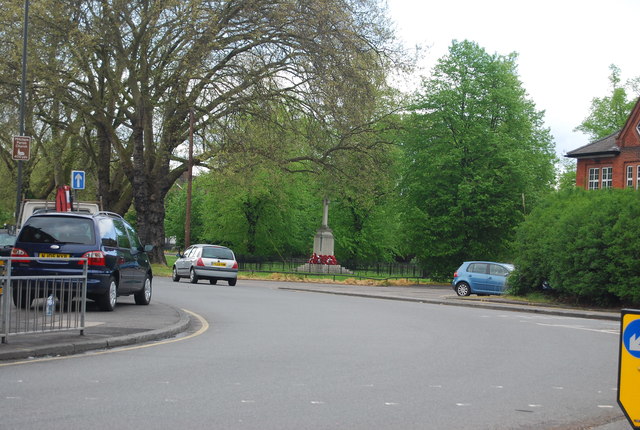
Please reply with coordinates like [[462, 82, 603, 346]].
[[71, 170, 85, 190], [623, 319, 640, 359]]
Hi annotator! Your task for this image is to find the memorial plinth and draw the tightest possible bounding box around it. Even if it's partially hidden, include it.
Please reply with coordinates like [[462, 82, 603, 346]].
[[296, 199, 352, 274]]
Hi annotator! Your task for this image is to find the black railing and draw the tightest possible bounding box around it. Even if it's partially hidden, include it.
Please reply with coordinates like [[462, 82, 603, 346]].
[[236, 256, 429, 280]]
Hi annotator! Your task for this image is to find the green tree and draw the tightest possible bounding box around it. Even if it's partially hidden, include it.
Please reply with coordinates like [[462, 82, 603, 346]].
[[556, 158, 577, 191], [0, 0, 403, 263], [400, 40, 556, 278], [328, 139, 403, 264], [192, 164, 318, 257], [576, 64, 638, 141], [0, 2, 107, 211], [164, 182, 206, 249]]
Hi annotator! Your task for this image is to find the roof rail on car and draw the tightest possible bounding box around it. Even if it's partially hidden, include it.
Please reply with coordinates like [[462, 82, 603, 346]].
[[96, 211, 124, 219]]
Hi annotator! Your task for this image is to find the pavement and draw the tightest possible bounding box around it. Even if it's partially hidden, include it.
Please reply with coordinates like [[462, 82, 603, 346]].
[[0, 295, 191, 362], [277, 282, 622, 322]]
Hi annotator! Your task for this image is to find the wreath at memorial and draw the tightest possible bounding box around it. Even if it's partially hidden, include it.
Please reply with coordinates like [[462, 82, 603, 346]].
[[308, 253, 338, 265]]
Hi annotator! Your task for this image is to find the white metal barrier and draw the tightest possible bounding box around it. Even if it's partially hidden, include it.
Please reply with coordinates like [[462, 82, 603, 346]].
[[1, 257, 87, 343]]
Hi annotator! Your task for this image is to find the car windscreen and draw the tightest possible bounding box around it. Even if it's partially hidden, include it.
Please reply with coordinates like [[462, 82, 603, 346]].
[[18, 217, 95, 245], [202, 247, 234, 260], [0, 233, 15, 246]]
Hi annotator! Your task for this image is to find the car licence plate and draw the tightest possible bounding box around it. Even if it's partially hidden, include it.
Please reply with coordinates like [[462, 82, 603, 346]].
[[39, 253, 70, 259], [212, 262, 226, 267]]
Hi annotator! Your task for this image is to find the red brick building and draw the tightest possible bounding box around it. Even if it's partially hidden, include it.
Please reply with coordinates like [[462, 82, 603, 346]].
[[566, 98, 640, 189]]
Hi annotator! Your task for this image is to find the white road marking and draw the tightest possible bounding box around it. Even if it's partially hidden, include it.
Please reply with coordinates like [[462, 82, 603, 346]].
[[534, 322, 618, 335]]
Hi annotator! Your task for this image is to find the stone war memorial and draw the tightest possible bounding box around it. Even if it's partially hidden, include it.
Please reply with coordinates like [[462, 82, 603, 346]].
[[297, 199, 352, 274]]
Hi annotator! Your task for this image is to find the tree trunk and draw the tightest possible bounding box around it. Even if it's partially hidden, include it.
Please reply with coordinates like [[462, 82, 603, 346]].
[[136, 193, 168, 264]]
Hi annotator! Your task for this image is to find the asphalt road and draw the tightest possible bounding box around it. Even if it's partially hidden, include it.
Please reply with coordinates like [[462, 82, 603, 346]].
[[0, 278, 626, 429]]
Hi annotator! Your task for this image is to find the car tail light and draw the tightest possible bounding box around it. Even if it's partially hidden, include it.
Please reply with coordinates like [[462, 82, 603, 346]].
[[232, 261, 238, 269], [10, 248, 29, 263], [453, 271, 458, 278], [79, 251, 106, 266], [196, 258, 204, 266]]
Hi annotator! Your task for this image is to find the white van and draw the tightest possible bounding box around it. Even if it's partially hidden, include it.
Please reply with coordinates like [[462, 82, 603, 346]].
[[17, 199, 101, 230]]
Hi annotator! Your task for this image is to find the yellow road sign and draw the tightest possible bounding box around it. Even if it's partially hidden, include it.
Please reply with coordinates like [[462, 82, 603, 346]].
[[619, 309, 640, 429]]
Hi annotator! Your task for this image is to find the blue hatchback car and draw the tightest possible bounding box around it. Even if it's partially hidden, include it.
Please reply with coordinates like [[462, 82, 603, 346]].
[[452, 261, 514, 296]]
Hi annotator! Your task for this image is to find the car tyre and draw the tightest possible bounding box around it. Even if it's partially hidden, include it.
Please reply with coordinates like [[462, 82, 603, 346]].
[[98, 277, 118, 311], [135, 275, 152, 305], [228, 279, 237, 286], [189, 268, 199, 284], [172, 266, 180, 282], [455, 282, 471, 297], [209, 279, 217, 285]]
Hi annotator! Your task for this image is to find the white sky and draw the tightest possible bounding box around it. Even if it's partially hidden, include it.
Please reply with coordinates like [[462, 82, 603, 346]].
[[385, 0, 640, 157]]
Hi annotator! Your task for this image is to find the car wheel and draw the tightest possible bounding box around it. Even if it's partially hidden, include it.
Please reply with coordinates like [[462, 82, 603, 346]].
[[172, 266, 180, 282], [98, 277, 118, 311], [455, 282, 471, 297], [135, 275, 152, 305], [189, 268, 199, 284], [228, 279, 237, 286], [209, 279, 217, 285]]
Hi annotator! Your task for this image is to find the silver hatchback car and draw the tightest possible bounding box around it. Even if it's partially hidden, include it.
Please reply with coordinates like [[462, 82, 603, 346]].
[[172, 244, 238, 286]]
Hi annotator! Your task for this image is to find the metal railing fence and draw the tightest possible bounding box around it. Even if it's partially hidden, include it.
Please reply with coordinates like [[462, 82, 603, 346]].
[[1, 257, 87, 343], [237, 256, 428, 279]]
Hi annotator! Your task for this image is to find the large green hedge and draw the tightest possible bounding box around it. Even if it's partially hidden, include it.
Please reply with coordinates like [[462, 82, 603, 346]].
[[511, 188, 640, 306]]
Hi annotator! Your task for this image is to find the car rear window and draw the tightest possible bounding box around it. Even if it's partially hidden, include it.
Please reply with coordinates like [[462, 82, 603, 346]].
[[202, 247, 234, 260], [19, 217, 95, 245]]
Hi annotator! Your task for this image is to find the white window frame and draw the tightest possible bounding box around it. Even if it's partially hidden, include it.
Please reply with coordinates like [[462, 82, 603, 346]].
[[602, 167, 613, 189], [637, 166, 640, 190], [627, 165, 634, 188], [588, 168, 600, 190]]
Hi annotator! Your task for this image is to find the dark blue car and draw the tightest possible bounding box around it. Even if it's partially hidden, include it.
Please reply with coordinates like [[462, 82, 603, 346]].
[[11, 212, 153, 311], [452, 261, 514, 296]]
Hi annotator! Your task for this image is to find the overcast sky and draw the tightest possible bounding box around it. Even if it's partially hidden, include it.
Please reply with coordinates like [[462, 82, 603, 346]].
[[385, 0, 640, 157]]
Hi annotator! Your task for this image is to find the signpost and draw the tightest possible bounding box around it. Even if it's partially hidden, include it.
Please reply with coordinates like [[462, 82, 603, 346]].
[[71, 170, 85, 190], [12, 136, 30, 161], [618, 309, 640, 429]]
